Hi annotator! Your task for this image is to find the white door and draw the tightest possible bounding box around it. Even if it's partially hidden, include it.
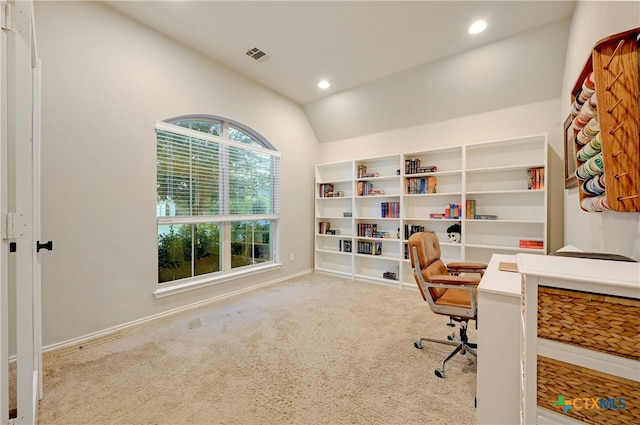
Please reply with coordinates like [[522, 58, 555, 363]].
[[0, 1, 42, 424]]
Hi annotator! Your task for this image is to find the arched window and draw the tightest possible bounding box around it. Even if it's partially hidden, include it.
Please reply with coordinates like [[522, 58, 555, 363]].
[[155, 115, 280, 296]]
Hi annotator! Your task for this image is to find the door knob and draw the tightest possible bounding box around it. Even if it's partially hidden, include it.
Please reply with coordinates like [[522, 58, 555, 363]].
[[36, 240, 53, 252]]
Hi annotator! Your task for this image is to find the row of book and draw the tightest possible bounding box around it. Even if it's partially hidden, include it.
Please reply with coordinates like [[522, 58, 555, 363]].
[[528, 167, 545, 190], [357, 241, 382, 255], [429, 204, 463, 219], [405, 158, 437, 175], [404, 224, 425, 240], [357, 223, 391, 238], [339, 240, 352, 252], [405, 176, 437, 194], [426, 202, 497, 220], [319, 221, 330, 234], [337, 237, 542, 254], [381, 202, 400, 218], [357, 223, 377, 237], [320, 222, 341, 235]]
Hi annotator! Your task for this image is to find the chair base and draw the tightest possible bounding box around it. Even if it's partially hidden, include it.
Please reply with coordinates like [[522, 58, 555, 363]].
[[414, 323, 476, 378]]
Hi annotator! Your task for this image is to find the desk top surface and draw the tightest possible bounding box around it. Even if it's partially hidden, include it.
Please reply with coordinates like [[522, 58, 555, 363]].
[[516, 253, 640, 299], [478, 254, 521, 298]]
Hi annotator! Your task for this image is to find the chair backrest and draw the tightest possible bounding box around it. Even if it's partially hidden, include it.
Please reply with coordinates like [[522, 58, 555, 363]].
[[408, 232, 448, 300]]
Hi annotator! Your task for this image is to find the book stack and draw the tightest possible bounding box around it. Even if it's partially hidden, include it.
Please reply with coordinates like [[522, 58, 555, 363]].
[[519, 239, 544, 249], [372, 231, 390, 238], [417, 165, 438, 173], [475, 214, 498, 220], [527, 167, 545, 190], [356, 165, 380, 179]]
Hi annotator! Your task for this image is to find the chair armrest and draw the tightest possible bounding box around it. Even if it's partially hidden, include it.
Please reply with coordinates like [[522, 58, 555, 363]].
[[446, 261, 487, 274], [427, 274, 480, 286]]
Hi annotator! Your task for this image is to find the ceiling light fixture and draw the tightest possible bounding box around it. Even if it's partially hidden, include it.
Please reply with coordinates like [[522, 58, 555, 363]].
[[468, 20, 487, 35], [318, 80, 330, 89]]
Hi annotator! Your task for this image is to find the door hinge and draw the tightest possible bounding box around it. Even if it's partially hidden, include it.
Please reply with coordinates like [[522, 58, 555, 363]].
[[1, 3, 26, 34], [6, 212, 26, 239]]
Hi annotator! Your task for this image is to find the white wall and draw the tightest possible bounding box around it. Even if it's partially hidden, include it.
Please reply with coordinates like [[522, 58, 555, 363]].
[[34, 1, 318, 347], [561, 1, 640, 259], [318, 99, 565, 253]]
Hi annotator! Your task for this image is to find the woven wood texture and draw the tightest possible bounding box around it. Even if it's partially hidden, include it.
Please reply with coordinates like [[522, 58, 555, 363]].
[[537, 356, 639, 425], [537, 286, 640, 361]]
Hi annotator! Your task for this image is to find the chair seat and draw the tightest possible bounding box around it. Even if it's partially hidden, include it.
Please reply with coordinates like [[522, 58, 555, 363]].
[[434, 287, 477, 312]]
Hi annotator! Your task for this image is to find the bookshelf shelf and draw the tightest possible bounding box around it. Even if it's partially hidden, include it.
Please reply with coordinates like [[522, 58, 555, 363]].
[[315, 134, 548, 287], [466, 189, 543, 195], [466, 164, 544, 173]]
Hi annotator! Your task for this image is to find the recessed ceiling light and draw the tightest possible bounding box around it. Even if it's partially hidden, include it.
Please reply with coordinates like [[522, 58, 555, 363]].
[[468, 20, 487, 35], [318, 80, 330, 89]]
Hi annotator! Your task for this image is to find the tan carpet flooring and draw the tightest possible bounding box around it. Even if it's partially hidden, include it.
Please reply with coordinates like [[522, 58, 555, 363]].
[[36, 273, 477, 424]]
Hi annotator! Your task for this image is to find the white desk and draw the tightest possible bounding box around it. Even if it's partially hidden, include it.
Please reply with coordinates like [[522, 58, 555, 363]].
[[476, 254, 522, 425], [517, 253, 640, 425]]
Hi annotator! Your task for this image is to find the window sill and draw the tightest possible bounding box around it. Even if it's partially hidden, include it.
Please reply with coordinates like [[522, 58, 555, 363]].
[[153, 262, 282, 299]]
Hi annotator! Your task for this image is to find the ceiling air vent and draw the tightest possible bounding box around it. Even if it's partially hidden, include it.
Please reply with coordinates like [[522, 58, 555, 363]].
[[245, 47, 269, 62]]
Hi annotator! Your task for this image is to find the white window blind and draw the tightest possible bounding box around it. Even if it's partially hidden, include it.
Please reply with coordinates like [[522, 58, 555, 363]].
[[156, 121, 280, 220]]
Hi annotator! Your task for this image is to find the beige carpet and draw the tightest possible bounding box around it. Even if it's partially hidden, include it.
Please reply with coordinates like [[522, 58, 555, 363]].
[[35, 273, 477, 424]]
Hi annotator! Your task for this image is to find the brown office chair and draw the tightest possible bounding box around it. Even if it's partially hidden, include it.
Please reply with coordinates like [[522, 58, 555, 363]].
[[408, 231, 487, 378]]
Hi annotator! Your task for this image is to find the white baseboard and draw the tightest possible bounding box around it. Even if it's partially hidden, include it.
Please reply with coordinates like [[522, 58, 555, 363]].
[[42, 269, 313, 354]]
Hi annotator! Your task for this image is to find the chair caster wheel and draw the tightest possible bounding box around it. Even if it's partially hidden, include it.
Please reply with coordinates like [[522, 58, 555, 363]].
[[447, 335, 453, 341], [414, 341, 422, 349], [435, 369, 445, 378]]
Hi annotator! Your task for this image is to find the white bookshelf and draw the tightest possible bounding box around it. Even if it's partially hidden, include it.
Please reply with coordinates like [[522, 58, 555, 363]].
[[314, 134, 548, 287]]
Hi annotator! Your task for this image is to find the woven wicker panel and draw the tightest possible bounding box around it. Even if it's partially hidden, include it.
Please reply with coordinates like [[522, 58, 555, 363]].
[[537, 286, 640, 361], [537, 356, 640, 425]]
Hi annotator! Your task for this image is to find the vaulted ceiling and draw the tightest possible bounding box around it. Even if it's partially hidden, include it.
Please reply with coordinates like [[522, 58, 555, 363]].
[[104, 1, 576, 106]]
